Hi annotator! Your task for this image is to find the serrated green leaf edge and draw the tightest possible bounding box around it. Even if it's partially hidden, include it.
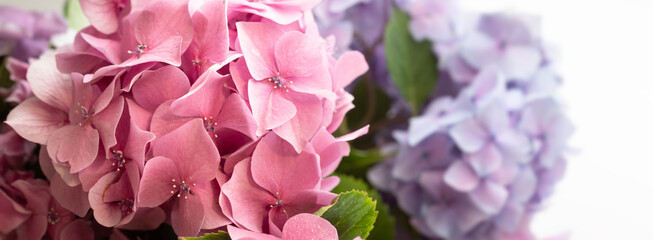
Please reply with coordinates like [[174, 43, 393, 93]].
[[318, 190, 378, 240], [385, 8, 439, 114], [179, 231, 231, 240], [331, 174, 395, 240]]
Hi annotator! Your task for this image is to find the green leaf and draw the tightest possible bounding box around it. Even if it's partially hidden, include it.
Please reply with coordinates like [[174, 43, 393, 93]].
[[331, 174, 395, 240], [318, 190, 378, 240], [385, 8, 438, 114], [64, 0, 90, 30], [179, 231, 231, 240]]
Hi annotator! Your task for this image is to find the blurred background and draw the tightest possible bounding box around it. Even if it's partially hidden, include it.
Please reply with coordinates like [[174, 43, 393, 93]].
[[2, 0, 652, 239]]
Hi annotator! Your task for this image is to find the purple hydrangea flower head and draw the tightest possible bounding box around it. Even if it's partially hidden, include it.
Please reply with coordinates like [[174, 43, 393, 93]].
[[402, 0, 462, 43], [0, 6, 67, 62], [369, 8, 573, 240]]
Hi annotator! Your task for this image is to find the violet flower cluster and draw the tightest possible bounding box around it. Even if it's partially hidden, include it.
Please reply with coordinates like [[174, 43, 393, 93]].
[[2, 0, 368, 239], [367, 1, 574, 239], [0, 6, 67, 104]]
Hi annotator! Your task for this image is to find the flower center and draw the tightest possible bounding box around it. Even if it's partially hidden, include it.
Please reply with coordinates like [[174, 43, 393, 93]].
[[170, 179, 195, 199], [118, 198, 134, 216], [203, 117, 218, 138], [269, 192, 285, 210], [267, 73, 292, 92], [127, 44, 147, 57], [110, 149, 127, 172], [74, 102, 92, 126], [47, 208, 60, 224]]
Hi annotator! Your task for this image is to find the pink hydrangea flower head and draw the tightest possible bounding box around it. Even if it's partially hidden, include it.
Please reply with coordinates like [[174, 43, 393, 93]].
[[138, 118, 224, 236], [236, 21, 333, 152], [221, 132, 336, 234]]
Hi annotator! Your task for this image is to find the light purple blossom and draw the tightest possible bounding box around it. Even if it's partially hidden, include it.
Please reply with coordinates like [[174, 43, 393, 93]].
[[369, 9, 573, 240], [0, 6, 67, 62]]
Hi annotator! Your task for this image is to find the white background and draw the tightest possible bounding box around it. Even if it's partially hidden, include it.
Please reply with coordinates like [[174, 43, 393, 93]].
[[3, 0, 653, 239]]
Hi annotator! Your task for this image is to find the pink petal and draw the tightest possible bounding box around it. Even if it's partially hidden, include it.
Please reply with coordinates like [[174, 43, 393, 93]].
[[121, 113, 155, 170], [170, 68, 228, 118], [60, 219, 94, 240], [220, 159, 274, 233], [443, 161, 479, 192], [137, 156, 179, 208], [320, 176, 340, 192], [188, 0, 231, 65], [6, 57, 28, 81], [47, 124, 100, 173], [282, 213, 338, 240], [214, 93, 258, 140], [14, 215, 48, 240], [251, 133, 321, 196], [274, 31, 331, 94], [171, 193, 204, 237], [150, 100, 193, 139], [6, 97, 67, 145], [333, 51, 369, 89], [39, 146, 81, 187], [26, 51, 73, 112], [132, 1, 193, 58], [229, 59, 253, 101], [80, 32, 123, 66], [193, 180, 230, 230], [152, 119, 220, 182], [248, 79, 296, 135], [0, 190, 30, 233], [94, 96, 125, 156], [89, 172, 123, 227], [325, 91, 354, 133], [284, 189, 337, 215], [310, 128, 343, 177], [132, 66, 191, 112], [117, 207, 166, 230], [55, 51, 109, 75], [47, 167, 91, 217], [77, 150, 113, 191], [79, 0, 122, 34], [272, 92, 322, 153], [227, 225, 279, 240], [335, 125, 370, 142], [236, 21, 283, 80], [125, 97, 152, 131]]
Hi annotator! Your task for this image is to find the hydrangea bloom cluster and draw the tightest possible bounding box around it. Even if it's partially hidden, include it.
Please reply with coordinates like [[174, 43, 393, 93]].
[[0, 6, 67, 62], [368, 3, 573, 240], [3, 0, 368, 238], [0, 6, 67, 104]]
